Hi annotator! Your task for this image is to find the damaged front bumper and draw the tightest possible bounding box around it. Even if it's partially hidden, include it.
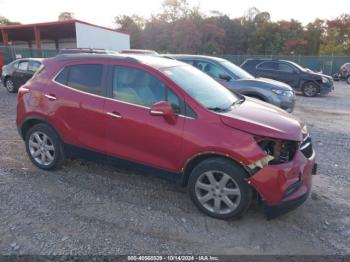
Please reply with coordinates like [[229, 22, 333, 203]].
[[247, 148, 316, 220]]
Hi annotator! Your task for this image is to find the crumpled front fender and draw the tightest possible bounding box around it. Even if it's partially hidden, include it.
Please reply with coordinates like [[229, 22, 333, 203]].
[[247, 150, 315, 205]]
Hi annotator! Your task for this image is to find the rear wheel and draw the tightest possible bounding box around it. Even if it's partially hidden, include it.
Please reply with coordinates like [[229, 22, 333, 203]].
[[302, 82, 318, 97], [188, 158, 252, 219], [5, 78, 16, 93], [346, 76, 350, 85], [25, 123, 65, 170]]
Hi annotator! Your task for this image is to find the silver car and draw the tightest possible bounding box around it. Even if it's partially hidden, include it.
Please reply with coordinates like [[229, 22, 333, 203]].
[[169, 55, 296, 112]]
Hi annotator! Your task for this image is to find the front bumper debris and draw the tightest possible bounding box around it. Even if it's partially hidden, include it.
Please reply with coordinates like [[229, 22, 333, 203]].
[[248, 148, 316, 219]]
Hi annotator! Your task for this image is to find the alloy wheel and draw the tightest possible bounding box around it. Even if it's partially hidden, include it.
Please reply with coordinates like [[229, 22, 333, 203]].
[[304, 83, 317, 97], [28, 131, 55, 166], [195, 170, 241, 215], [6, 79, 15, 92]]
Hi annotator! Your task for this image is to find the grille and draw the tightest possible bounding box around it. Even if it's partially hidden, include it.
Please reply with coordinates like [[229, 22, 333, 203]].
[[300, 135, 313, 158]]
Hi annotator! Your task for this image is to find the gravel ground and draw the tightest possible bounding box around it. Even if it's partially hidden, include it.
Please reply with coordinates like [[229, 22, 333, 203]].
[[0, 82, 349, 255]]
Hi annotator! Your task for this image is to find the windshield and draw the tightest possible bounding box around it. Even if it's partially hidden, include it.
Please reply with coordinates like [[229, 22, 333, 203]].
[[161, 65, 239, 111], [220, 60, 254, 79], [285, 61, 307, 72]]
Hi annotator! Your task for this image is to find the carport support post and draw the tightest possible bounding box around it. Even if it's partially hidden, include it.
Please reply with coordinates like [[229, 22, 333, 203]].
[[33, 26, 42, 57], [1, 29, 9, 46]]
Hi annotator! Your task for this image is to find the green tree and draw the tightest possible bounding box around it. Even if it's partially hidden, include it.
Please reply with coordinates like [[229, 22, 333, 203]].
[[0, 15, 20, 25], [58, 12, 74, 21], [320, 14, 350, 55], [115, 15, 145, 49]]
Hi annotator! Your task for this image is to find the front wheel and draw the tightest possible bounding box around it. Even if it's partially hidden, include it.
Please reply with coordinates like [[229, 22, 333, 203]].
[[5, 78, 16, 93], [302, 82, 319, 97], [188, 158, 252, 219], [346, 76, 350, 85], [25, 123, 65, 170]]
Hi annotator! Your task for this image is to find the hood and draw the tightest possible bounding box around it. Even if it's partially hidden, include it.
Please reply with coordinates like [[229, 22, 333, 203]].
[[308, 71, 332, 80], [252, 77, 293, 91], [220, 98, 303, 141]]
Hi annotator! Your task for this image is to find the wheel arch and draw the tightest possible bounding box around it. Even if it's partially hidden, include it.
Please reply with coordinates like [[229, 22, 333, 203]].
[[19, 116, 61, 141], [241, 92, 267, 101], [180, 152, 250, 187]]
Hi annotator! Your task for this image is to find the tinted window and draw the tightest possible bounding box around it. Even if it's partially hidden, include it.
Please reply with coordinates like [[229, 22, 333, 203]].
[[28, 61, 41, 72], [55, 67, 69, 85], [18, 61, 29, 71], [65, 64, 103, 95], [220, 60, 254, 79], [112, 66, 183, 113], [257, 61, 278, 70], [12, 62, 19, 69], [193, 61, 225, 79], [278, 63, 294, 73]]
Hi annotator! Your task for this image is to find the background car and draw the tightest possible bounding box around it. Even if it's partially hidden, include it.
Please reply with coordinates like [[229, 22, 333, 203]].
[[241, 59, 334, 97], [332, 63, 350, 84], [1, 58, 42, 93], [169, 55, 296, 112]]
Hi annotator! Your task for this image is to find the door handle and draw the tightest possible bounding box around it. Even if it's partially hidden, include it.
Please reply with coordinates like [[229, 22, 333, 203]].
[[107, 112, 122, 119], [44, 94, 56, 101]]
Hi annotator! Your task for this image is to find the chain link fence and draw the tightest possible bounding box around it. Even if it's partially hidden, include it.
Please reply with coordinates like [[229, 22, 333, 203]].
[[0, 46, 349, 75], [0, 45, 59, 65]]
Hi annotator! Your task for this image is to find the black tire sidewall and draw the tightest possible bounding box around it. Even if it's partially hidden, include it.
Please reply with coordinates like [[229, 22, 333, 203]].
[[25, 123, 65, 170], [346, 76, 350, 84], [188, 158, 252, 219]]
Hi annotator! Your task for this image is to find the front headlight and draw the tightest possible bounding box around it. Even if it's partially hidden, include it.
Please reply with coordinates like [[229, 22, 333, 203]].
[[301, 124, 308, 135], [322, 76, 329, 84], [255, 137, 298, 164], [271, 89, 293, 97]]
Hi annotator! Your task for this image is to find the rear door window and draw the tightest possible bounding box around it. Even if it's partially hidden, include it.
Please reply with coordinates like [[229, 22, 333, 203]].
[[257, 61, 278, 70], [55, 64, 103, 95]]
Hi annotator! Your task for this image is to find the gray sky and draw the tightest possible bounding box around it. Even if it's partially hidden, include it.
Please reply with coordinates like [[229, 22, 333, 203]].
[[0, 0, 348, 28]]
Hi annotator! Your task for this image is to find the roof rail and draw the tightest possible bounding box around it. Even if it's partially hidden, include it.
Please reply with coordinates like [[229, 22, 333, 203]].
[[57, 48, 118, 55]]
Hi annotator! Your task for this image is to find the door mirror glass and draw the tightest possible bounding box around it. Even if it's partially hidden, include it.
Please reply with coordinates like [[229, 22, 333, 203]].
[[150, 101, 177, 124], [219, 73, 232, 82]]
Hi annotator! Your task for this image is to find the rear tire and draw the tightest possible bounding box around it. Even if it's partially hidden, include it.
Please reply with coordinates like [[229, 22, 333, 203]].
[[25, 123, 65, 170], [188, 158, 252, 219], [346, 76, 350, 85], [302, 82, 318, 97], [5, 78, 16, 93]]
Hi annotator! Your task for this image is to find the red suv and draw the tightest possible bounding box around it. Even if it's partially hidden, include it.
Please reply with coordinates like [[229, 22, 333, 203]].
[[16, 54, 316, 219]]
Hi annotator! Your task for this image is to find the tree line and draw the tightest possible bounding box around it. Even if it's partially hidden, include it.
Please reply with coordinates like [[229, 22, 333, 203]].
[[1, 0, 350, 56], [115, 0, 350, 56]]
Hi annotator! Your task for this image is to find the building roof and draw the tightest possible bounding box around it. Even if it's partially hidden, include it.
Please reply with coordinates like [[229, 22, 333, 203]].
[[0, 19, 129, 35]]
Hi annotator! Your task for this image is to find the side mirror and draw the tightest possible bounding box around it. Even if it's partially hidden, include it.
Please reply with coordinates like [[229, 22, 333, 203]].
[[219, 73, 232, 82], [149, 101, 177, 124]]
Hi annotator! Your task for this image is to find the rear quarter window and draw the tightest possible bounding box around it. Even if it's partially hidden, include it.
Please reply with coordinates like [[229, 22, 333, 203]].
[[54, 64, 103, 95]]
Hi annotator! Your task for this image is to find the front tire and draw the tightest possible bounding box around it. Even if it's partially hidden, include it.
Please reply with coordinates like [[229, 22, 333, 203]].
[[5, 78, 16, 93], [25, 123, 65, 170], [188, 158, 252, 219], [302, 82, 319, 97], [346, 76, 350, 85]]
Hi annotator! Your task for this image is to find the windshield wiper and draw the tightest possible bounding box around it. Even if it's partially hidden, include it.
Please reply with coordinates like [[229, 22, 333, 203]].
[[207, 107, 227, 112]]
